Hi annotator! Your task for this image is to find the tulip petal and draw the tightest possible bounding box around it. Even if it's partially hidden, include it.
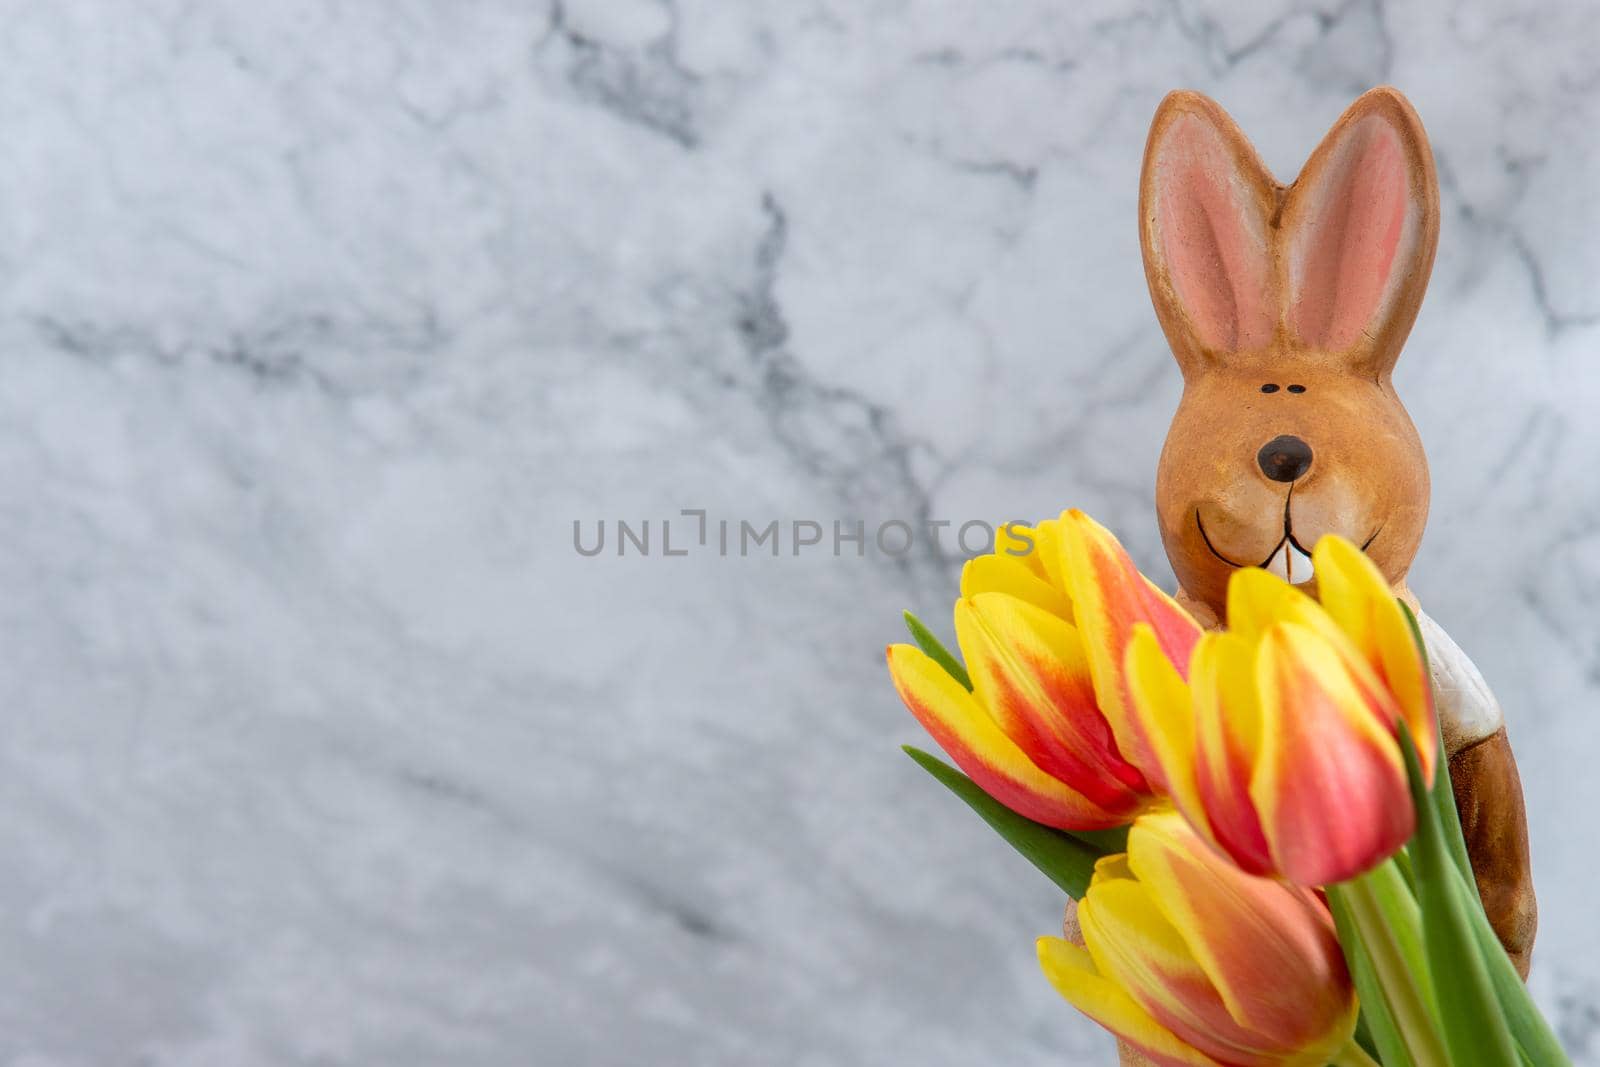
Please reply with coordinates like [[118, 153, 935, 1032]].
[[1081, 880, 1283, 1065], [1031, 518, 1069, 591], [1252, 623, 1416, 885], [1187, 632, 1276, 876], [1037, 937, 1225, 1067], [957, 594, 1148, 813], [1128, 812, 1358, 1058], [1123, 626, 1208, 831], [996, 519, 1070, 588], [1225, 567, 1344, 646], [1225, 567, 1297, 641], [1313, 535, 1437, 783], [1058, 511, 1203, 777], [1093, 851, 1136, 884], [960, 554, 1073, 622], [886, 644, 1126, 829], [1230, 563, 1424, 762]]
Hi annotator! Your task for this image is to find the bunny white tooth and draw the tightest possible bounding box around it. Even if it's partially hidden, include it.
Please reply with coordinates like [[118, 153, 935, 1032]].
[[1297, 546, 1316, 583], [1265, 543, 1290, 581]]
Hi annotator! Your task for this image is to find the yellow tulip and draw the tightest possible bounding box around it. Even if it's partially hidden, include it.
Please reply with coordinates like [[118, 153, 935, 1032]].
[[1039, 810, 1360, 1066], [1124, 535, 1437, 885], [887, 511, 1202, 829]]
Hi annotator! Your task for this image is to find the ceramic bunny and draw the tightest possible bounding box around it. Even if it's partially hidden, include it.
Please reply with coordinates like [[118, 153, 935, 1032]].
[[1061, 88, 1535, 1064], [1139, 85, 1536, 982]]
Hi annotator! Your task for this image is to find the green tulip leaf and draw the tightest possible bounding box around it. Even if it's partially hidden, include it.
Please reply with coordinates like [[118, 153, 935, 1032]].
[[1399, 601, 1478, 888], [903, 746, 1103, 899], [903, 611, 972, 690], [1068, 824, 1130, 855], [1448, 864, 1572, 1065], [1399, 728, 1520, 1065]]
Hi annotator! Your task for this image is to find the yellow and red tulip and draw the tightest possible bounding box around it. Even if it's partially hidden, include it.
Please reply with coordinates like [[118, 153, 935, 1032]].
[[1123, 535, 1437, 886], [1038, 810, 1359, 1067], [892, 511, 1564, 1067], [886, 511, 1202, 830]]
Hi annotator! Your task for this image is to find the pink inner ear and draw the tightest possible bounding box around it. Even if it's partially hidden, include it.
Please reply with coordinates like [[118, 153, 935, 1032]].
[[1288, 120, 1408, 351], [1153, 113, 1274, 353]]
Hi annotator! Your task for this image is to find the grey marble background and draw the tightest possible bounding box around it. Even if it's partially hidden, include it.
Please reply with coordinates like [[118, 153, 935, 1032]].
[[1, 1, 1596, 1064]]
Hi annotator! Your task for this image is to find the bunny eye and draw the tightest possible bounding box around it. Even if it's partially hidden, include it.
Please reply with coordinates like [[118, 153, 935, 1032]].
[[1260, 383, 1280, 394], [1287, 384, 1306, 394]]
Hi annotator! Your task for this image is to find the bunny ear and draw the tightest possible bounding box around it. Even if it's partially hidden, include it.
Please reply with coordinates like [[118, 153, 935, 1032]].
[[1279, 88, 1439, 373], [1140, 91, 1280, 374]]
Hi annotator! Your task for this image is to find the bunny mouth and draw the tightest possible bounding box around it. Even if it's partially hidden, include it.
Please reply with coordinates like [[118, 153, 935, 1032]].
[[1195, 511, 1312, 581], [1195, 498, 1381, 586]]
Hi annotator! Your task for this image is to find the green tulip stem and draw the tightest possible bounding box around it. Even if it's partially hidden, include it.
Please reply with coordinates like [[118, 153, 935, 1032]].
[[1336, 868, 1451, 1066]]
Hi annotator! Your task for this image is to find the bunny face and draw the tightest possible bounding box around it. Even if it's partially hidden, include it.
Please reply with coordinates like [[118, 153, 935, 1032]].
[[1140, 88, 1440, 616], [1157, 352, 1429, 613]]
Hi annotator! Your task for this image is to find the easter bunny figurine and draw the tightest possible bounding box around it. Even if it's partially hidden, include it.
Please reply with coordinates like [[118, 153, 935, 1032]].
[[1139, 86, 1536, 979]]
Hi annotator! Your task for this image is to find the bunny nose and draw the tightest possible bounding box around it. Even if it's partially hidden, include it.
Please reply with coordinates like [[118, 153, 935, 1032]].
[[1257, 435, 1313, 482]]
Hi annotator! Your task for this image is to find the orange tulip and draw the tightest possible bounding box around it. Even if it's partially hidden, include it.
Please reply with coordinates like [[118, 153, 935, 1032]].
[[887, 511, 1201, 830], [1038, 810, 1360, 1067], [1124, 535, 1436, 885]]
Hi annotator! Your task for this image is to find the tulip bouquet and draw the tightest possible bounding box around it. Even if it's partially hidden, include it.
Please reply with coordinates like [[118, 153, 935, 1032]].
[[889, 510, 1567, 1066]]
